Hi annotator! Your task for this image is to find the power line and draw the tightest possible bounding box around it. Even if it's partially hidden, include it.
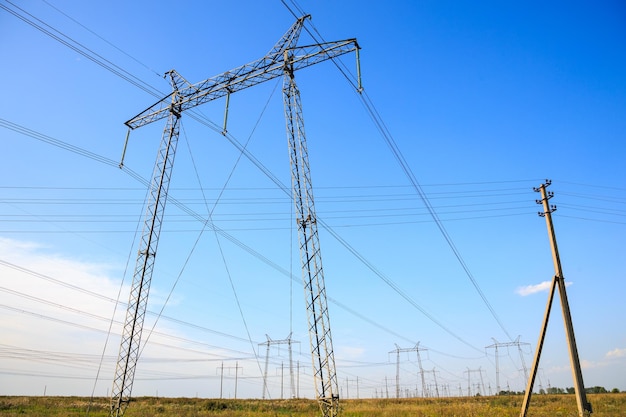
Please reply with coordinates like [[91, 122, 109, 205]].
[[0, 258, 252, 345], [9, 183, 623, 226], [0, 1, 163, 98], [278, 0, 515, 342], [0, 176, 433, 363], [0, 302, 258, 361], [358, 89, 514, 342], [40, 0, 162, 78], [0, 0, 524, 344], [0, 3, 498, 396], [1, 117, 484, 353], [13, 180, 606, 225], [1, 1, 588, 378]]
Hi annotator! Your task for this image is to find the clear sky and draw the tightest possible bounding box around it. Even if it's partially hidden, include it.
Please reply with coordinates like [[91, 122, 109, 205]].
[[1, 0, 625, 401]]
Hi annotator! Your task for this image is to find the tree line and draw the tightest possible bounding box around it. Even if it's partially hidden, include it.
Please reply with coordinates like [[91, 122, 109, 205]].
[[497, 386, 622, 396]]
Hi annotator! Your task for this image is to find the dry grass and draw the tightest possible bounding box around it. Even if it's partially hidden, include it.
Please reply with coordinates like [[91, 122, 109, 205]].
[[0, 394, 624, 416]]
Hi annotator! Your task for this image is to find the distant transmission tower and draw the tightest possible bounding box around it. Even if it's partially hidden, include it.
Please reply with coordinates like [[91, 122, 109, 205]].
[[389, 343, 427, 398], [486, 336, 530, 395], [423, 368, 439, 398], [464, 368, 485, 397], [260, 333, 300, 399]]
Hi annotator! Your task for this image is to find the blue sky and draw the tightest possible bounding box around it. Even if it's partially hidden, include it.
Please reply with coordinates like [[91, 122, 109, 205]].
[[1, 0, 625, 400]]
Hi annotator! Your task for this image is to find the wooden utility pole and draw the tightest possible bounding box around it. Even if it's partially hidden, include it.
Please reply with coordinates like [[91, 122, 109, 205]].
[[520, 180, 592, 417]]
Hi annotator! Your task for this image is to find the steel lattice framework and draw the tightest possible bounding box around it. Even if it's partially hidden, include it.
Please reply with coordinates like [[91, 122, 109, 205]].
[[110, 71, 183, 417], [284, 64, 339, 415], [110, 16, 359, 417]]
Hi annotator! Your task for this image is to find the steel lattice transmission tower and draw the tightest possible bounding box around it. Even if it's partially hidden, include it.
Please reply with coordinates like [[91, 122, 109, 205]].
[[389, 343, 428, 399], [260, 333, 300, 399], [485, 336, 530, 395], [109, 16, 360, 417]]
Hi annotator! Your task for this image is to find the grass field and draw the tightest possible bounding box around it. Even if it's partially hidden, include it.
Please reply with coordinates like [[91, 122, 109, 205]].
[[1, 394, 624, 416]]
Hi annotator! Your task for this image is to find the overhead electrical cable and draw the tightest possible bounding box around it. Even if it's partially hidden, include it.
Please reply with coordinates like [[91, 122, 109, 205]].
[[0, 182, 544, 191], [0, 344, 252, 365], [0, 191, 536, 205], [9, 184, 623, 226], [2, 1, 496, 353], [0, 258, 251, 345], [3, 1, 492, 356], [554, 179, 626, 192], [0, 0, 162, 98], [557, 215, 625, 225], [358, 79, 515, 344], [7, 0, 608, 392], [181, 119, 486, 350], [281, 1, 514, 342], [0, 302, 255, 360], [0, 213, 533, 233], [2, 0, 227, 172], [2, 0, 478, 392], [40, 0, 162, 78], [0, 120, 425, 355], [192, 134, 485, 351], [0, 202, 536, 219], [1, 119, 482, 356], [558, 191, 626, 204]]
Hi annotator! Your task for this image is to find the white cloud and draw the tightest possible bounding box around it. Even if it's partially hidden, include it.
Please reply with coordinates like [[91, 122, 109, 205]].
[[0, 237, 264, 398], [516, 281, 551, 296], [546, 364, 571, 374], [606, 348, 626, 359], [545, 359, 606, 373], [337, 346, 365, 360], [0, 237, 127, 394], [515, 280, 572, 296], [580, 359, 603, 370]]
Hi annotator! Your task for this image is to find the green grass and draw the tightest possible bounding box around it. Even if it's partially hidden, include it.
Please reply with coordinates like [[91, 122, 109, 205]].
[[0, 394, 624, 416]]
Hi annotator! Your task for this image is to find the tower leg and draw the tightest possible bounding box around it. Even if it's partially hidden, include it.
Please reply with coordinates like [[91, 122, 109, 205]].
[[110, 75, 182, 417], [283, 68, 339, 417]]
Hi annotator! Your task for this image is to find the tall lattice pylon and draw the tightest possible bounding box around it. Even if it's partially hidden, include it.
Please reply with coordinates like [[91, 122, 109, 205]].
[[109, 16, 360, 417]]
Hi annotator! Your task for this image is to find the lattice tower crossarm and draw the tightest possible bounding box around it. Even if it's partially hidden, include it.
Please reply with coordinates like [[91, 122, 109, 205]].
[[283, 60, 339, 417], [124, 42, 359, 129]]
